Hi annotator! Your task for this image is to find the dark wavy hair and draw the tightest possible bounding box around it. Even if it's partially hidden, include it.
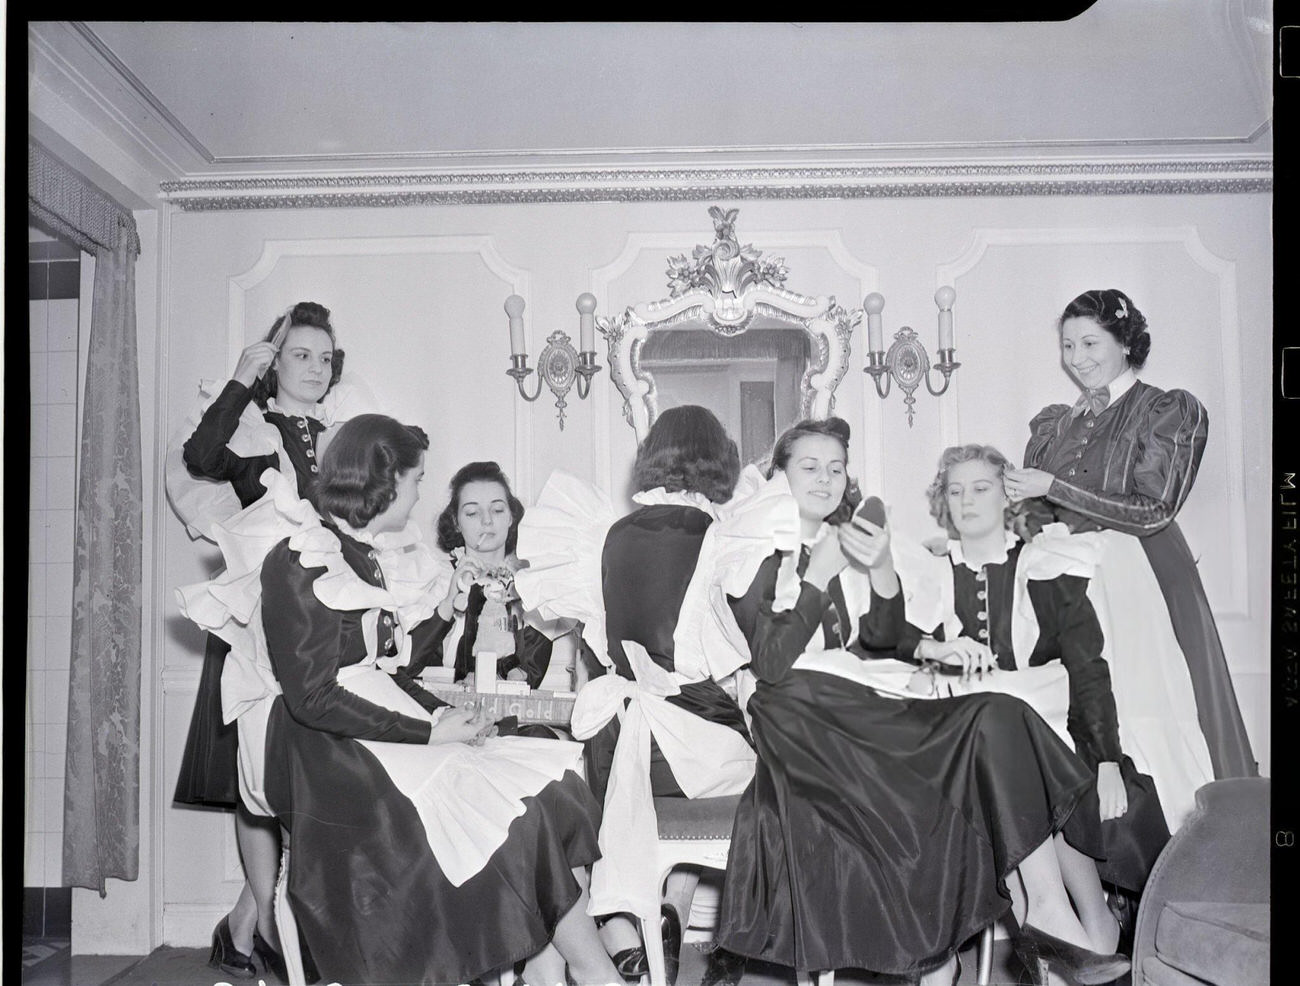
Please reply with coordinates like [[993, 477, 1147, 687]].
[[315, 414, 429, 528], [435, 461, 526, 554], [765, 416, 861, 525], [925, 444, 1023, 538], [249, 301, 346, 408], [632, 405, 741, 504], [1058, 288, 1150, 370]]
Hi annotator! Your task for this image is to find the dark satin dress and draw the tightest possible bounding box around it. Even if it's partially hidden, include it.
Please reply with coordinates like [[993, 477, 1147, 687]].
[[173, 379, 326, 807], [1024, 381, 1257, 779], [896, 543, 1169, 893], [261, 527, 602, 986], [584, 503, 752, 802], [391, 582, 552, 691], [716, 551, 1098, 977]]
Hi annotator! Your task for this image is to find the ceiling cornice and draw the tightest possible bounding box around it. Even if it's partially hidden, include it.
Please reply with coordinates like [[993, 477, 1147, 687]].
[[158, 158, 1272, 211]]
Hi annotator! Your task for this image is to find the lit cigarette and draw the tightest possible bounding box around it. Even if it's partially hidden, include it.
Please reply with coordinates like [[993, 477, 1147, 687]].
[[477, 531, 490, 548]]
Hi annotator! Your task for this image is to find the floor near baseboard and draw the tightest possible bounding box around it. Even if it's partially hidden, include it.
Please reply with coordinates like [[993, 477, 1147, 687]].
[[18, 936, 1121, 986]]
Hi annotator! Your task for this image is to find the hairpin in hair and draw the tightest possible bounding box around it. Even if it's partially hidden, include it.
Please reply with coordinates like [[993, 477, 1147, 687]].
[[1113, 296, 1128, 320]]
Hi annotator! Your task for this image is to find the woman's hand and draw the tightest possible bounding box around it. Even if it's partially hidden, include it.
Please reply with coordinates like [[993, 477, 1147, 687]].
[[1002, 467, 1055, 502], [438, 554, 485, 619], [915, 636, 998, 679], [802, 534, 849, 591], [426, 707, 483, 745], [232, 341, 280, 388], [1096, 761, 1129, 821], [505, 667, 529, 682], [839, 517, 891, 571]]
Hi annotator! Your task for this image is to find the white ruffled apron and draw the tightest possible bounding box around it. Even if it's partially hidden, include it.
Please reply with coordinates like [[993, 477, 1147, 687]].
[[1051, 530, 1214, 832], [571, 642, 756, 922], [334, 663, 584, 887]]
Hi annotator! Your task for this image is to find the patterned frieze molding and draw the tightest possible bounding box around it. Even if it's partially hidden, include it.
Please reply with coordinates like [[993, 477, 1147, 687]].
[[157, 158, 1271, 210]]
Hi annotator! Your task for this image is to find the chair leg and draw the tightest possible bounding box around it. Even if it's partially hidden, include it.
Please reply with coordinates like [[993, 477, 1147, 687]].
[[976, 923, 995, 986], [641, 910, 667, 986], [274, 830, 307, 986]]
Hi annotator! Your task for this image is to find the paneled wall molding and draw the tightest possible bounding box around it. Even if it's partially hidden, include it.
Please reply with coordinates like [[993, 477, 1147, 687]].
[[936, 225, 1251, 620], [159, 158, 1272, 211], [227, 235, 534, 495]]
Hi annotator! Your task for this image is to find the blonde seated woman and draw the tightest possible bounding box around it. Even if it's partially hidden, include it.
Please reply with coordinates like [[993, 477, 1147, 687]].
[[894, 444, 1196, 951]]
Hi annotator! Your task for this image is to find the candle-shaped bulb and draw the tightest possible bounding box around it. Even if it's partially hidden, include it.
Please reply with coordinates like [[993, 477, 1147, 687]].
[[864, 292, 885, 354], [505, 294, 527, 357], [576, 293, 598, 353], [935, 286, 956, 352]]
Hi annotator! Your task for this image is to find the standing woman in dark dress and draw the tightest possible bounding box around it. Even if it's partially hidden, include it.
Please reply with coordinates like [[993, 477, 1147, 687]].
[[716, 418, 1130, 986], [515, 405, 757, 984], [392, 461, 553, 692], [168, 301, 352, 979], [1004, 288, 1256, 779]]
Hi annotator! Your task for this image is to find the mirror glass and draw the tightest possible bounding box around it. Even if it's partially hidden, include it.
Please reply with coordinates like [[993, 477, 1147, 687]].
[[640, 320, 811, 465]]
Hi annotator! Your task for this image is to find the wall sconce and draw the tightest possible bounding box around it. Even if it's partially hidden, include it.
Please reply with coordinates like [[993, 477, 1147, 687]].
[[504, 293, 602, 429], [862, 286, 960, 427]]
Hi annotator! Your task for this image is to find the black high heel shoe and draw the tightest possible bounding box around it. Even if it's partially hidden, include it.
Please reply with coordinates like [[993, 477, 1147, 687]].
[[700, 944, 746, 986], [660, 904, 682, 986], [612, 945, 649, 982], [209, 916, 256, 980], [252, 928, 289, 983], [1013, 924, 1130, 986]]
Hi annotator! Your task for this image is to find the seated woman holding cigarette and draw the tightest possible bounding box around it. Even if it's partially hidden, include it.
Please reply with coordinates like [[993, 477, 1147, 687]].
[[391, 461, 554, 694]]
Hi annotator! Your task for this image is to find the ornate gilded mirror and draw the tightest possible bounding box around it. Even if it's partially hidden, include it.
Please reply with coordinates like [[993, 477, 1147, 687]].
[[598, 208, 858, 461]]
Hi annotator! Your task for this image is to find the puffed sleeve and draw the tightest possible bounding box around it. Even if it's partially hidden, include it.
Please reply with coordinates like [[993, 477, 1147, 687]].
[[727, 552, 827, 684], [1028, 574, 1122, 767], [262, 541, 433, 742], [389, 615, 455, 714], [1024, 403, 1072, 469], [183, 379, 279, 507], [1042, 390, 1207, 536]]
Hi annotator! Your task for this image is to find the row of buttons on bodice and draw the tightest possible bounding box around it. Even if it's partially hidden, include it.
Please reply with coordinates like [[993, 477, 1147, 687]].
[[368, 549, 398, 657]]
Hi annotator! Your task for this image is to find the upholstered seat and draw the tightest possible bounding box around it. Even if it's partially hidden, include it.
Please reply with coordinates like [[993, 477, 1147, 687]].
[[1133, 778, 1269, 986]]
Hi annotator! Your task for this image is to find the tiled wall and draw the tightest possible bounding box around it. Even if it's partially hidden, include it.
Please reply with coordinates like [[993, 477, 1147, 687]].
[[27, 227, 81, 926]]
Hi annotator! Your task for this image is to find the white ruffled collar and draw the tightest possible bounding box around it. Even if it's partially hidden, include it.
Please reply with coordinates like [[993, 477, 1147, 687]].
[[947, 528, 1020, 572], [264, 395, 324, 422], [331, 516, 424, 553], [632, 487, 718, 518]]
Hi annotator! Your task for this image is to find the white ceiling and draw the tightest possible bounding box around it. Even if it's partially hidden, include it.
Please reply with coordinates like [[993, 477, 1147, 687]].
[[28, 8, 1272, 194]]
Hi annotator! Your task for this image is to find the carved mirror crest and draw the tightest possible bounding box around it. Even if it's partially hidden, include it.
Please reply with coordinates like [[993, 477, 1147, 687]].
[[598, 208, 858, 456]]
